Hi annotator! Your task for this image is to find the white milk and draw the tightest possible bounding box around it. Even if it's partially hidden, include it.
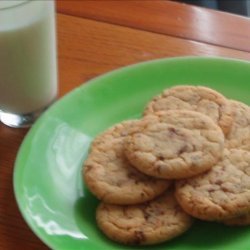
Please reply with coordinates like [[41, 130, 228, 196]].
[[0, 1, 57, 114]]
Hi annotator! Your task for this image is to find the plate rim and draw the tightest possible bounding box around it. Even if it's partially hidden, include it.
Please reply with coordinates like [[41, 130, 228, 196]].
[[13, 56, 250, 249]]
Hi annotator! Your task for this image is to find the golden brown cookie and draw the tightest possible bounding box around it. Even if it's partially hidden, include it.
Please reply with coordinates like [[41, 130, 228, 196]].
[[175, 149, 250, 221], [223, 213, 250, 226], [124, 110, 224, 179], [226, 100, 250, 150], [144, 85, 233, 135], [96, 191, 193, 245], [83, 120, 170, 205]]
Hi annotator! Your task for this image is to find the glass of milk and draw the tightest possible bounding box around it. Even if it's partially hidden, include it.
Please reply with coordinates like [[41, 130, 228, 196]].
[[0, 0, 57, 128]]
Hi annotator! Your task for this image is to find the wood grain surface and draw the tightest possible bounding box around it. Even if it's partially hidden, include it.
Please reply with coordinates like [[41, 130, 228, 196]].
[[1, 2, 250, 249], [57, 0, 250, 52], [58, 14, 250, 96]]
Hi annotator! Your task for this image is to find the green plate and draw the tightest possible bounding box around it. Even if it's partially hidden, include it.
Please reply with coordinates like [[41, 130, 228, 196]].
[[14, 57, 250, 250]]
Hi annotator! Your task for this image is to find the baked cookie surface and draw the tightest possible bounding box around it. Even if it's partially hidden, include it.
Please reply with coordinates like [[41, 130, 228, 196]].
[[226, 100, 250, 150], [176, 149, 250, 221], [83, 120, 170, 205], [125, 110, 224, 179], [144, 85, 232, 135], [96, 191, 193, 245]]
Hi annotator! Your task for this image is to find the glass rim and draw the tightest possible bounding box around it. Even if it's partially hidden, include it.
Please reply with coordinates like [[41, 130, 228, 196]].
[[0, 0, 34, 11]]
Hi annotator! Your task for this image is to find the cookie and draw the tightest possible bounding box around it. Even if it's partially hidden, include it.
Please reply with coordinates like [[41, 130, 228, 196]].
[[83, 120, 170, 205], [225, 100, 250, 150], [124, 110, 224, 179], [96, 191, 193, 245], [224, 213, 250, 226], [175, 149, 250, 221], [144, 85, 232, 135]]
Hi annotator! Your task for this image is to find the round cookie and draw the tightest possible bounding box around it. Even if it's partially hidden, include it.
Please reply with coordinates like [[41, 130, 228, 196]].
[[225, 100, 250, 150], [144, 85, 233, 135], [96, 191, 193, 245], [83, 120, 170, 205], [175, 149, 250, 221], [224, 213, 250, 226], [124, 110, 224, 179]]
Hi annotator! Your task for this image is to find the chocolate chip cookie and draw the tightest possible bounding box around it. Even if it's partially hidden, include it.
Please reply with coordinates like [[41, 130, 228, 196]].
[[96, 191, 193, 245], [176, 149, 250, 221], [144, 85, 232, 135], [84, 120, 170, 205], [226, 100, 250, 150], [125, 110, 224, 179]]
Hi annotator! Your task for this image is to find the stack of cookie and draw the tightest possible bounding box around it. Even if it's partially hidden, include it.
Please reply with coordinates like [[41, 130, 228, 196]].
[[83, 85, 250, 245]]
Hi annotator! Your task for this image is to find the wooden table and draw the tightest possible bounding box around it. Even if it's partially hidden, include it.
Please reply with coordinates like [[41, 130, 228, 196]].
[[0, 1, 249, 249]]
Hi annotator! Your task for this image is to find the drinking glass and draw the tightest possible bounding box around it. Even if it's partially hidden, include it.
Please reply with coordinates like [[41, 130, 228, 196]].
[[0, 0, 57, 127]]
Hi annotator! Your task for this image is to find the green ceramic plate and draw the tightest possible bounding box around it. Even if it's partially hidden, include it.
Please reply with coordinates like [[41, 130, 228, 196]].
[[14, 57, 250, 250]]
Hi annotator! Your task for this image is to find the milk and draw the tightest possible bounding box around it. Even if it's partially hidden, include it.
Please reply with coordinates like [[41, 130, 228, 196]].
[[0, 1, 57, 114]]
